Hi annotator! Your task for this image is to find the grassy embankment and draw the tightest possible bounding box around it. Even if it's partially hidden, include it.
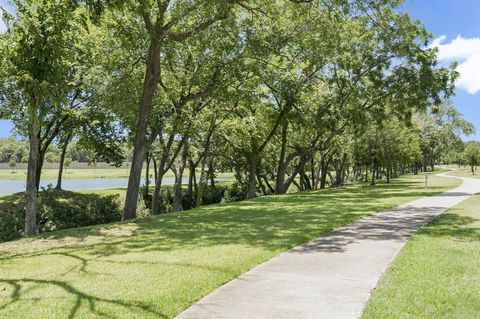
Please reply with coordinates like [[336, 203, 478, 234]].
[[0, 173, 460, 318], [362, 186, 480, 318]]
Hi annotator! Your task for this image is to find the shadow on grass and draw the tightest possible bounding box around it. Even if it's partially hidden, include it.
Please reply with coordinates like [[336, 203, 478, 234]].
[[417, 213, 480, 240], [0, 278, 168, 319], [0, 177, 460, 318]]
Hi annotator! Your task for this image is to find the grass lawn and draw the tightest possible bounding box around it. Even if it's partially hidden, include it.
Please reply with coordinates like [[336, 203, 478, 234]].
[[0, 168, 234, 180], [0, 173, 460, 318], [361, 189, 480, 319], [442, 165, 480, 179]]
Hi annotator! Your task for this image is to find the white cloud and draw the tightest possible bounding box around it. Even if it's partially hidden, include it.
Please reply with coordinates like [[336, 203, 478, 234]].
[[431, 35, 480, 94]]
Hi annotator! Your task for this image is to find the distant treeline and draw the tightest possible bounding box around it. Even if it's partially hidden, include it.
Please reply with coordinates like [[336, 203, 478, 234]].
[[0, 137, 133, 164]]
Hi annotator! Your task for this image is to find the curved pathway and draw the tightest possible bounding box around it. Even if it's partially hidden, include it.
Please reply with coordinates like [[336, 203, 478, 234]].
[[176, 173, 480, 319]]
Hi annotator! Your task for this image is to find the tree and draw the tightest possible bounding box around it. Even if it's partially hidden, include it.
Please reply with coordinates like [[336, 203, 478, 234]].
[[9, 158, 16, 172], [418, 102, 474, 171], [109, 0, 242, 220], [463, 142, 480, 175], [0, 0, 80, 235]]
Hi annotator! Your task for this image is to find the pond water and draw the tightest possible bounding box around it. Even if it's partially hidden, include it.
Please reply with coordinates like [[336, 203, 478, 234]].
[[0, 177, 232, 195]]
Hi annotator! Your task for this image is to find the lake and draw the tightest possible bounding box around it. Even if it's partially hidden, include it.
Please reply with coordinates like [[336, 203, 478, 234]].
[[0, 177, 231, 195]]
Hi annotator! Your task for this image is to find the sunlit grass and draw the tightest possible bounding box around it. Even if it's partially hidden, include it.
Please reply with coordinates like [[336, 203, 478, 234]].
[[0, 168, 234, 180], [0, 173, 460, 319], [443, 165, 480, 179], [362, 191, 480, 319]]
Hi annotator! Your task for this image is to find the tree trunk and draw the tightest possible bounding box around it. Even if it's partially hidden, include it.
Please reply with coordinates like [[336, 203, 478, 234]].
[[301, 169, 312, 190], [275, 123, 288, 194], [284, 154, 310, 191], [196, 155, 209, 207], [25, 96, 41, 236], [55, 133, 71, 190], [153, 158, 158, 184], [262, 175, 274, 193], [35, 148, 46, 191], [314, 160, 322, 190], [208, 159, 215, 188], [256, 173, 268, 195], [334, 154, 347, 186], [187, 160, 196, 205], [172, 142, 188, 212], [144, 152, 151, 198], [320, 157, 328, 189], [246, 154, 258, 199], [123, 41, 161, 221], [370, 163, 376, 186], [151, 166, 166, 214]]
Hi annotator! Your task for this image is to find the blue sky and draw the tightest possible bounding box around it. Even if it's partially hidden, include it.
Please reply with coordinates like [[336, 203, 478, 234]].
[[0, 0, 479, 139]]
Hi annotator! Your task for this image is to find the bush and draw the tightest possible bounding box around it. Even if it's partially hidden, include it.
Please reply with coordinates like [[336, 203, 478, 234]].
[[0, 207, 23, 242], [145, 183, 246, 214], [0, 186, 121, 242]]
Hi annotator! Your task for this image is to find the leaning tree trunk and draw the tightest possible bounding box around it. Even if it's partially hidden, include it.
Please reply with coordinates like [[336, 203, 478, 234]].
[[123, 41, 161, 221], [25, 97, 41, 236], [55, 133, 71, 190]]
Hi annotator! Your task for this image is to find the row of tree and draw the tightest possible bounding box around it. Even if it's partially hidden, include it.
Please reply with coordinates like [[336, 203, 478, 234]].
[[0, 137, 118, 164], [0, 0, 472, 236]]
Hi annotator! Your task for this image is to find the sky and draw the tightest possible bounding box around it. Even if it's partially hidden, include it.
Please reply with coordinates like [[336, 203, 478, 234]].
[[0, 0, 480, 139]]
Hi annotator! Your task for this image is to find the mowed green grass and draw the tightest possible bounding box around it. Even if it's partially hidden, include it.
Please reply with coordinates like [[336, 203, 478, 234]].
[[443, 165, 480, 179], [0, 174, 460, 319], [0, 168, 234, 180], [362, 190, 480, 319], [0, 168, 138, 180]]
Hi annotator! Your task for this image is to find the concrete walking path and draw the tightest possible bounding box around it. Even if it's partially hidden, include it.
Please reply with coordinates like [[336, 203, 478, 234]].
[[176, 173, 480, 319]]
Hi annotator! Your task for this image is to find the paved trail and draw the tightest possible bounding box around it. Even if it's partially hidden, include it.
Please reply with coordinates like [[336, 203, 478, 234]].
[[176, 173, 480, 319]]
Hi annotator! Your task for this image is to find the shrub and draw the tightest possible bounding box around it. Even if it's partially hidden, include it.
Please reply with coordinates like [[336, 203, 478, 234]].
[[145, 184, 245, 214], [0, 207, 23, 242], [0, 186, 121, 242]]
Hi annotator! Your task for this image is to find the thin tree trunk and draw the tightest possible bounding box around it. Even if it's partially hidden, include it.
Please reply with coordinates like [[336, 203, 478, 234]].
[[35, 148, 46, 191], [25, 96, 41, 236], [320, 157, 328, 189], [262, 175, 274, 193], [208, 159, 215, 188], [123, 41, 161, 220], [256, 173, 268, 195], [187, 160, 196, 205], [314, 160, 322, 189], [144, 152, 151, 198], [370, 163, 376, 186], [151, 167, 166, 214], [172, 142, 188, 212], [275, 123, 288, 194], [55, 133, 71, 190], [246, 154, 258, 199], [196, 154, 209, 207], [153, 158, 158, 183]]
